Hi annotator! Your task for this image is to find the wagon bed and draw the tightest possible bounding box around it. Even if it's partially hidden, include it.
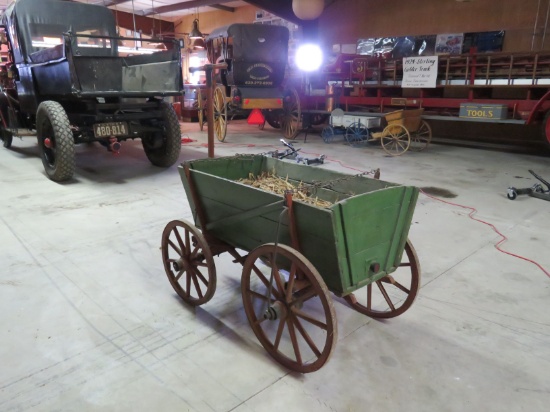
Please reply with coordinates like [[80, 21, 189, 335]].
[[161, 155, 421, 372]]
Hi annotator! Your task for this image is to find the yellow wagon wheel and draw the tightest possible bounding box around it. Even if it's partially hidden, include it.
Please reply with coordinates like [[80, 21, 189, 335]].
[[281, 87, 301, 139], [213, 85, 228, 142], [344, 239, 420, 318], [161, 219, 217, 306], [381, 124, 411, 156], [241, 243, 337, 373], [197, 88, 206, 131], [409, 120, 432, 152]]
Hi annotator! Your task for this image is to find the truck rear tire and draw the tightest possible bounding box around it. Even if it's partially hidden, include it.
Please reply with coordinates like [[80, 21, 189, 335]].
[[36, 101, 75, 182], [142, 101, 181, 167]]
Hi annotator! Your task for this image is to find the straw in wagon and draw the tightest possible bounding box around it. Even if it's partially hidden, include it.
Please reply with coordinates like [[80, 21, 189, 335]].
[[238, 172, 334, 208]]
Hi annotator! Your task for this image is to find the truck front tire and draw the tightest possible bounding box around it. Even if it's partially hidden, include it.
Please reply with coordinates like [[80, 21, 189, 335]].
[[36, 101, 75, 182]]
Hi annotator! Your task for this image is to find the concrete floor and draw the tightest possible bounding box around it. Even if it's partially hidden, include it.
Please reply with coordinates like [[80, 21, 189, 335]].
[[1, 120, 549, 411]]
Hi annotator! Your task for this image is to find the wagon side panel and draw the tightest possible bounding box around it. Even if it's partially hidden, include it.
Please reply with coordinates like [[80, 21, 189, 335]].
[[335, 186, 419, 295]]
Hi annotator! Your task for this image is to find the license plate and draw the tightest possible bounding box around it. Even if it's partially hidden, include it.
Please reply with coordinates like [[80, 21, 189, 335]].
[[93, 122, 129, 138]]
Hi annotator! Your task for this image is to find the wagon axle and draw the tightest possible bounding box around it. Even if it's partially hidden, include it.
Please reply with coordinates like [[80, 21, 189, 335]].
[[263, 301, 287, 321]]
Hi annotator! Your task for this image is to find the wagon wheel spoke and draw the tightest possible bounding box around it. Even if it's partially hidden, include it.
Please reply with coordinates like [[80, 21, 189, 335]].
[[251, 264, 282, 300], [273, 318, 285, 351], [246, 288, 270, 302], [291, 314, 322, 357], [241, 244, 336, 373], [174, 269, 185, 282], [344, 239, 420, 318], [191, 266, 209, 286], [376, 280, 396, 311], [286, 318, 302, 365], [290, 285, 317, 307], [285, 265, 297, 302], [291, 307, 328, 331], [191, 270, 204, 299], [161, 220, 216, 306], [167, 239, 183, 257], [173, 228, 187, 256]]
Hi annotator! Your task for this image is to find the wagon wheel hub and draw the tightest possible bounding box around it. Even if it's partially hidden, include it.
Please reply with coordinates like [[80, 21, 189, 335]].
[[172, 258, 185, 272], [263, 300, 287, 321]]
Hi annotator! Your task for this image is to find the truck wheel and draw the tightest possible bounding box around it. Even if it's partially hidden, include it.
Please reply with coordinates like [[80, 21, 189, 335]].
[[1, 129, 13, 148], [142, 101, 181, 167], [36, 101, 75, 182]]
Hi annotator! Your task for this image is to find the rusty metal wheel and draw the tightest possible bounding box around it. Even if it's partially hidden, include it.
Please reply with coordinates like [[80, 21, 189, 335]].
[[241, 243, 337, 373], [344, 239, 420, 318], [161, 219, 216, 306], [381, 124, 411, 156], [409, 120, 432, 152]]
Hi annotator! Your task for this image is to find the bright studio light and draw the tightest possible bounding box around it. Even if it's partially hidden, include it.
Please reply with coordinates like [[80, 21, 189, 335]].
[[295, 44, 323, 72]]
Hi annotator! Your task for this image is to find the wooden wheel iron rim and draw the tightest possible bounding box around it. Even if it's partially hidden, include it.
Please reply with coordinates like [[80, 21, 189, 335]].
[[409, 120, 432, 152], [344, 239, 420, 318], [161, 219, 217, 306], [281, 87, 301, 139], [213, 85, 228, 142], [381, 123, 411, 156], [241, 243, 337, 373]]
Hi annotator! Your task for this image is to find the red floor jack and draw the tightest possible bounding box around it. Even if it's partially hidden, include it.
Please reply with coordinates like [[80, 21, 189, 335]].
[[507, 170, 550, 201]]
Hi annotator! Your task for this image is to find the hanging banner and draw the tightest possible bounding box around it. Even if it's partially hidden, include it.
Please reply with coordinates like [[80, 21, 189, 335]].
[[402, 56, 438, 88]]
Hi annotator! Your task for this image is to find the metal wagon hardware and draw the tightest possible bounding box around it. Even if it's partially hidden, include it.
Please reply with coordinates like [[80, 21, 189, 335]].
[[196, 24, 301, 142], [161, 155, 421, 373]]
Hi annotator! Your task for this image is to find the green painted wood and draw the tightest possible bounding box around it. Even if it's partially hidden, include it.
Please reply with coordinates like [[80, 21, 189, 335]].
[[179, 155, 418, 295]]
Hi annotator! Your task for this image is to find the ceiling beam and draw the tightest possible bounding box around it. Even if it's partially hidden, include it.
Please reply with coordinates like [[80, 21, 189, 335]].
[[210, 4, 235, 12], [140, 0, 234, 17]]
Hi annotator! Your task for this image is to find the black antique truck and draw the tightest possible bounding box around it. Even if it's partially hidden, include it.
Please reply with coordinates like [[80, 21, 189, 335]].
[[0, 0, 184, 181]]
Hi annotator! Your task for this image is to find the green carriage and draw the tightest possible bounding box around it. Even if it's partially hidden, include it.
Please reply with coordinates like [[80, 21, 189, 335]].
[[161, 155, 420, 373]]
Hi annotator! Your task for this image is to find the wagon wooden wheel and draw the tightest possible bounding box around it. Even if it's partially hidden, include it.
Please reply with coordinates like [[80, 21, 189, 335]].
[[409, 120, 432, 152], [344, 239, 420, 318], [213, 84, 228, 142], [161, 219, 216, 306], [281, 87, 301, 139], [241, 243, 337, 373], [381, 124, 411, 156]]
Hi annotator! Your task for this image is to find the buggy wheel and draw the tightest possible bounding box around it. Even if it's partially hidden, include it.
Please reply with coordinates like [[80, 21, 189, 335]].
[[409, 120, 432, 152], [265, 110, 282, 129], [142, 101, 182, 167], [381, 124, 411, 156], [197, 88, 206, 131], [344, 240, 420, 318], [242, 243, 337, 373], [36, 101, 75, 182], [1, 129, 13, 148], [345, 122, 368, 146], [281, 87, 301, 139], [161, 219, 216, 306], [213, 85, 228, 142], [321, 126, 335, 143]]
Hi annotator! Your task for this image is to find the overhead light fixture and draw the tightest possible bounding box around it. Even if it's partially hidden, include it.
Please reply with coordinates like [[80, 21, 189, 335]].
[[189, 19, 203, 39], [192, 37, 206, 50], [292, 0, 324, 20]]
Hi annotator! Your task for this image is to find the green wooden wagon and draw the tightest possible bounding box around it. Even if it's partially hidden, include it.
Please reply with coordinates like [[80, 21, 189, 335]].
[[161, 155, 420, 373]]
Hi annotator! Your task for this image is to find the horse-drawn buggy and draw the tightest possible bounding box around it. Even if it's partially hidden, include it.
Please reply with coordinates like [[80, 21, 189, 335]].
[[322, 108, 432, 155], [196, 23, 301, 142]]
